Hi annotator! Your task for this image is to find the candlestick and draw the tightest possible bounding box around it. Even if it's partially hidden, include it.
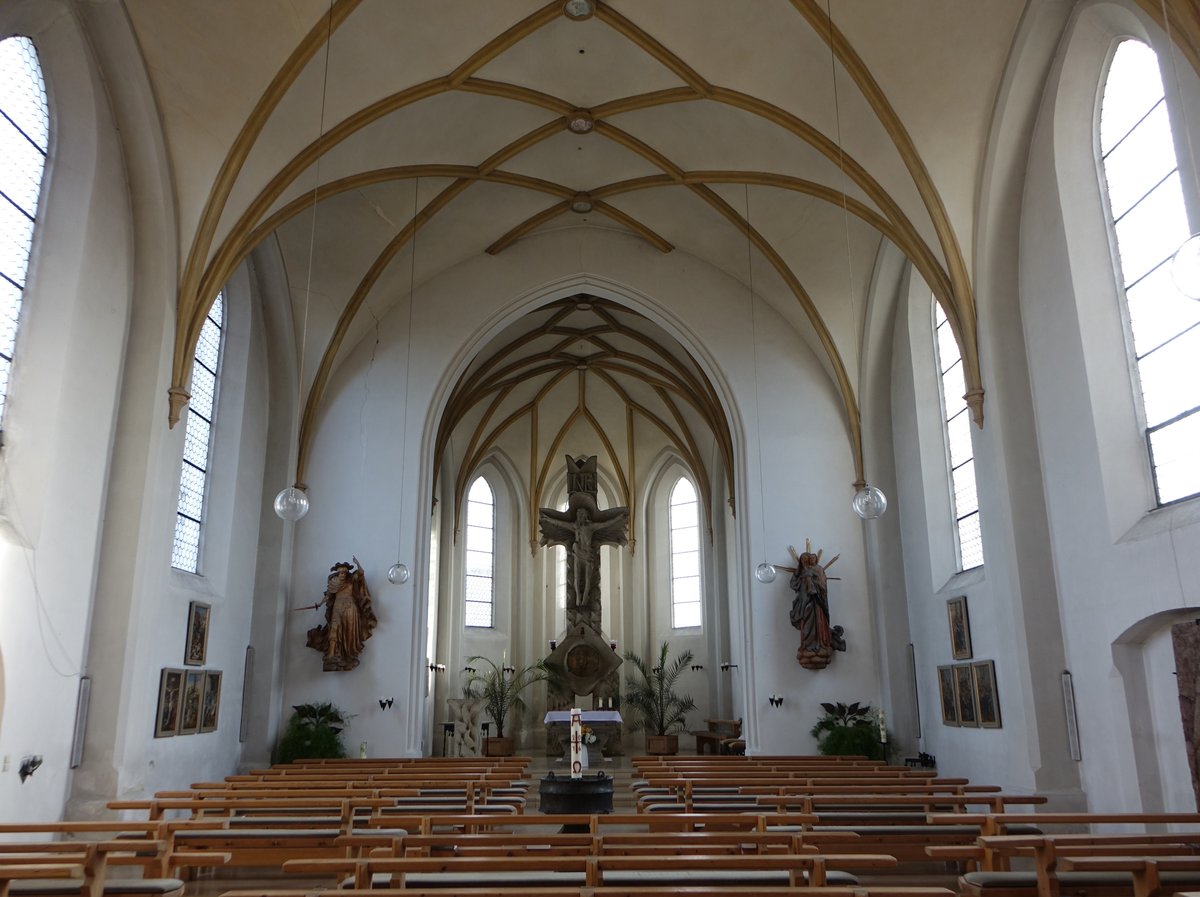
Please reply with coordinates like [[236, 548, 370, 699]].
[[570, 707, 583, 779]]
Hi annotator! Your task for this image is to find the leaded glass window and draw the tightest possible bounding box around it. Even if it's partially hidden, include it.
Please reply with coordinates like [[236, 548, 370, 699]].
[[0, 36, 49, 433], [1100, 40, 1200, 505], [933, 302, 984, 570], [669, 476, 701, 628], [465, 476, 495, 628], [171, 294, 224, 572]]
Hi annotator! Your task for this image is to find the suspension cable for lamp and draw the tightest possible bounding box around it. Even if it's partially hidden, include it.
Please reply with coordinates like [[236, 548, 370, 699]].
[[387, 178, 419, 586], [274, 0, 335, 522], [823, 0, 887, 519], [745, 187, 776, 585]]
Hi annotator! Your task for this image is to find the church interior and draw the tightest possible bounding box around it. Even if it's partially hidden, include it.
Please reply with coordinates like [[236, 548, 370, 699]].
[[2, 0, 1200, 843]]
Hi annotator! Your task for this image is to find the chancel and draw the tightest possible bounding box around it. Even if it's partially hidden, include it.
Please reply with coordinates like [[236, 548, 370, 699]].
[[2, 0, 1200, 829]]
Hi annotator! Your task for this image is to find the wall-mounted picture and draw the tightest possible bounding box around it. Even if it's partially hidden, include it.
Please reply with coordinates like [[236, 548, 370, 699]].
[[954, 662, 978, 727], [947, 596, 972, 660], [154, 668, 184, 737], [972, 659, 1001, 728], [179, 669, 204, 735], [937, 665, 959, 726], [184, 601, 211, 666], [199, 670, 222, 733]]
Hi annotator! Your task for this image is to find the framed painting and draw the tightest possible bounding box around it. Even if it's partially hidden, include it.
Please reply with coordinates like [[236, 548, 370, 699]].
[[937, 665, 959, 726], [199, 670, 222, 733], [972, 660, 1002, 728], [954, 662, 979, 727], [154, 668, 184, 737], [179, 669, 204, 735], [185, 601, 211, 666], [947, 596, 972, 660]]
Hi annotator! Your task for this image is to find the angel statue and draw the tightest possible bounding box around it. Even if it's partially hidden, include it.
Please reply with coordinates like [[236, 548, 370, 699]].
[[305, 557, 377, 672]]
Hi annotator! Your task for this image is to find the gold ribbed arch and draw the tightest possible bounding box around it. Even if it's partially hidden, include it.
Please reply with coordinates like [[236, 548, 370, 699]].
[[169, 0, 1012, 496]]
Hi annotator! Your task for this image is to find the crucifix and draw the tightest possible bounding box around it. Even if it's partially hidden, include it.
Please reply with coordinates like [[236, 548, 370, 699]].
[[538, 456, 629, 633]]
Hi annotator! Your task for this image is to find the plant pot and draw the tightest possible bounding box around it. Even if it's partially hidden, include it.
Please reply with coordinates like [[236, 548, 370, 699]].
[[645, 734, 678, 755], [483, 736, 515, 756]]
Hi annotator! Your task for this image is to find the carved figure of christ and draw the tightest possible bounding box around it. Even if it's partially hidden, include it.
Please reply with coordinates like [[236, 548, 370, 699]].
[[538, 503, 628, 623]]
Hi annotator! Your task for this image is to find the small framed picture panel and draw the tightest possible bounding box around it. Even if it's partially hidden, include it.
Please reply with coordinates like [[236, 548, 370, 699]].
[[947, 596, 972, 660], [154, 668, 185, 738], [179, 669, 204, 735], [937, 665, 959, 726], [972, 660, 1002, 728], [199, 670, 222, 733], [954, 662, 979, 727], [184, 601, 211, 666]]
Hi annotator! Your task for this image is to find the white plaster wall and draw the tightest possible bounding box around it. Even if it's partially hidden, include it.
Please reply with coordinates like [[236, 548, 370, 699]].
[[279, 226, 879, 757], [1017, 0, 1200, 811], [0, 1, 133, 821]]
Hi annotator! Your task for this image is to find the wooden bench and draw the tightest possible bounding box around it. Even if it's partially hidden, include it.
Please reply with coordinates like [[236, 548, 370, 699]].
[[956, 830, 1200, 897], [0, 837, 200, 897], [691, 719, 743, 755], [281, 850, 898, 888], [221, 887, 954, 897]]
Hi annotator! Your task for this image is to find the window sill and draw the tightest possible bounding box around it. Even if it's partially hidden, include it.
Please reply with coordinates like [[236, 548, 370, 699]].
[[936, 565, 986, 595], [1117, 494, 1200, 545]]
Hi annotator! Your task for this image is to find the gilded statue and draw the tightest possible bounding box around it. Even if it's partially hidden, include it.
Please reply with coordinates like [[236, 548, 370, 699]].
[[306, 557, 377, 672]]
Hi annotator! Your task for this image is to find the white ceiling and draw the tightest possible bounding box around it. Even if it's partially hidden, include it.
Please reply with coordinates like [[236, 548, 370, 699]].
[[130, 0, 1035, 463]]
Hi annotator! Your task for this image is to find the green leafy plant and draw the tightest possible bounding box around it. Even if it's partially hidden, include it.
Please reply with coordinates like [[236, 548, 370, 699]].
[[622, 642, 697, 736], [810, 701, 885, 760], [272, 701, 351, 764], [464, 656, 551, 739]]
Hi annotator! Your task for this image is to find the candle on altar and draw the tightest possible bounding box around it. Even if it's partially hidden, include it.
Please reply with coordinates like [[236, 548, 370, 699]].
[[570, 708, 583, 778]]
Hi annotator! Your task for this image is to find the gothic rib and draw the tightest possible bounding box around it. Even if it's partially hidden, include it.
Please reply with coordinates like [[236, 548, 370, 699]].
[[173, 0, 362, 398], [790, 0, 983, 424]]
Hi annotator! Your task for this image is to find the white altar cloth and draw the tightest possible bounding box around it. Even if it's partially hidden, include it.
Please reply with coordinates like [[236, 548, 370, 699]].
[[544, 710, 623, 724]]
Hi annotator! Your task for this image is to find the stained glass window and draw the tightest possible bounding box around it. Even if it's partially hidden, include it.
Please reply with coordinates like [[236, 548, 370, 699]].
[[934, 302, 984, 570], [669, 477, 701, 628], [465, 476, 495, 627], [171, 295, 224, 572], [1099, 40, 1200, 505], [0, 36, 49, 433]]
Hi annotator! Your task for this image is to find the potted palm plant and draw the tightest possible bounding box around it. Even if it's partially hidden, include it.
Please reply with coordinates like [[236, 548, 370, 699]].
[[464, 655, 551, 756], [622, 642, 696, 755]]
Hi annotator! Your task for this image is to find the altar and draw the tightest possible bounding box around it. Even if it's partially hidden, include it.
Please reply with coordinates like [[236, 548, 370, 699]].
[[544, 710, 623, 758]]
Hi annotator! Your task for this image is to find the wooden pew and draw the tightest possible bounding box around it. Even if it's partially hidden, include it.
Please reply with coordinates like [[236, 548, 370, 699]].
[[956, 830, 1200, 897]]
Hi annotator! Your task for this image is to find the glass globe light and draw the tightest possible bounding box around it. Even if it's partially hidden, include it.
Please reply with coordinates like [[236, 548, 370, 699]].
[[754, 563, 777, 584], [387, 563, 410, 585], [273, 485, 310, 521], [852, 484, 888, 519], [1171, 234, 1200, 300]]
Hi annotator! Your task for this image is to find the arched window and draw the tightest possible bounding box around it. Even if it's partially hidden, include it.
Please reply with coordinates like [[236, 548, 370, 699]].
[[1099, 40, 1200, 505], [464, 476, 495, 628], [933, 301, 984, 569], [669, 476, 701, 628], [171, 294, 224, 572], [0, 36, 49, 433]]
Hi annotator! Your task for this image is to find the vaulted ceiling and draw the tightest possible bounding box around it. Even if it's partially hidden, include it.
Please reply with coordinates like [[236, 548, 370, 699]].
[[131, 0, 1200, 489]]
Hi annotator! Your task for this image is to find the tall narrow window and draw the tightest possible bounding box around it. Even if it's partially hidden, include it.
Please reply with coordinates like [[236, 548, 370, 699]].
[[933, 302, 984, 570], [171, 294, 224, 572], [0, 37, 49, 433], [669, 476, 701, 628], [1100, 40, 1200, 506], [464, 476, 495, 628]]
